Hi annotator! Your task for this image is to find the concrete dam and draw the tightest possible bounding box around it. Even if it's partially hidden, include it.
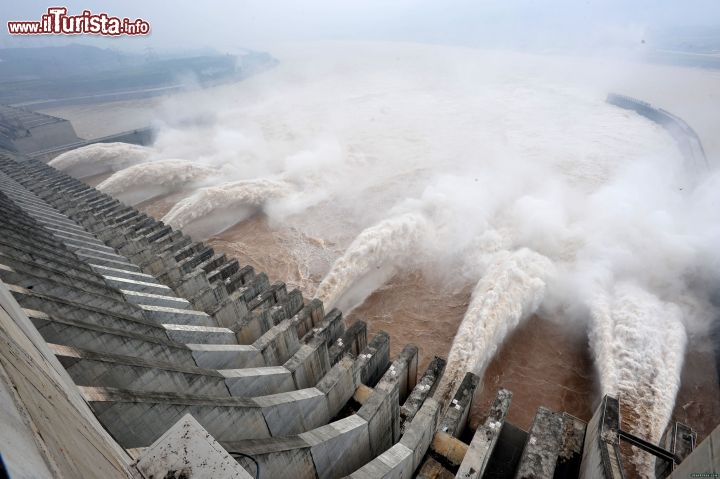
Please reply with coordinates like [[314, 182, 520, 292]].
[[606, 93, 708, 173], [0, 104, 718, 476]]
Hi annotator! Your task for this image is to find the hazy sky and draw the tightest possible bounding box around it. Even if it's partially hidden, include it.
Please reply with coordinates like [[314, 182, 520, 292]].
[[3, 0, 720, 52]]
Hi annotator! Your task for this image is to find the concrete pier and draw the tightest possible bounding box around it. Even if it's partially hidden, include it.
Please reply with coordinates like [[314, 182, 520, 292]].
[[514, 407, 565, 478], [438, 372, 480, 438], [456, 388, 512, 478], [400, 356, 445, 432]]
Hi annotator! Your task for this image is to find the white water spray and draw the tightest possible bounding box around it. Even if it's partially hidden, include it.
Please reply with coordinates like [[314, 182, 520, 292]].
[[314, 212, 430, 311], [49, 142, 152, 178], [161, 178, 295, 234], [435, 247, 554, 401], [97, 159, 216, 205], [589, 282, 687, 478]]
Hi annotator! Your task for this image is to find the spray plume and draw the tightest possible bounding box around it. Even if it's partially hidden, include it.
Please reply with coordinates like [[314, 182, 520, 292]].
[[435, 247, 554, 402], [590, 282, 687, 477], [161, 178, 295, 233], [49, 142, 152, 178], [97, 159, 216, 205], [314, 212, 430, 311]]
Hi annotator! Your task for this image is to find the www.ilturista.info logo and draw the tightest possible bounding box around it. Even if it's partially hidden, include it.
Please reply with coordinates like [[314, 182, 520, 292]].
[[7, 7, 150, 35]]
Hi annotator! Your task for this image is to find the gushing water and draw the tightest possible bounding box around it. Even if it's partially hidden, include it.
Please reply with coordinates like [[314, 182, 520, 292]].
[[49, 142, 152, 178], [589, 282, 687, 478], [97, 159, 216, 205], [161, 178, 294, 233], [314, 212, 430, 311], [435, 248, 554, 402]]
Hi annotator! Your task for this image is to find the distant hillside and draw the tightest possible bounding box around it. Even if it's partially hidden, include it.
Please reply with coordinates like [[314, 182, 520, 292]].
[[0, 44, 277, 106]]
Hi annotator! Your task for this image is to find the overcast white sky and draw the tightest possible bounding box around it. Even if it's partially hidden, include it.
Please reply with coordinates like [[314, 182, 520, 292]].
[[3, 0, 720, 53]]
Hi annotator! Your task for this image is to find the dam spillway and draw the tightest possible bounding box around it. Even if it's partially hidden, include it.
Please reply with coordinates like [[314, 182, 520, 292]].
[[0, 147, 716, 478]]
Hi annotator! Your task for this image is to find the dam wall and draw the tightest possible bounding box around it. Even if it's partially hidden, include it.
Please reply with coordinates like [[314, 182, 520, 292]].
[[28, 127, 155, 162], [606, 93, 708, 172], [0, 275, 134, 478], [0, 105, 81, 155], [0, 149, 427, 477], [0, 147, 713, 477], [0, 104, 154, 163]]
